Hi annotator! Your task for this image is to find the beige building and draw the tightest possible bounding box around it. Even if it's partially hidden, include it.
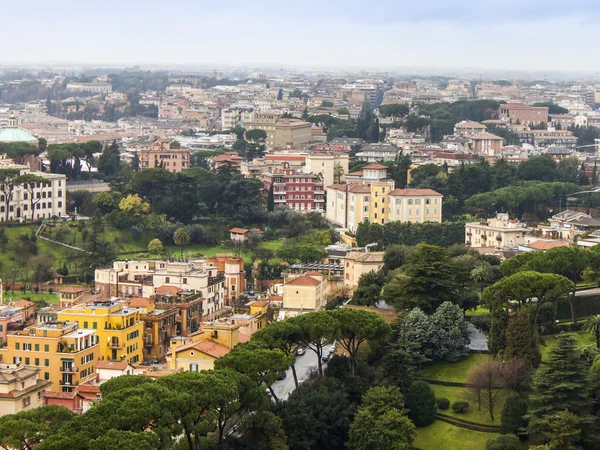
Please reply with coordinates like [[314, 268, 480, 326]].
[[465, 213, 529, 248], [304, 152, 349, 188], [140, 138, 190, 172], [327, 164, 396, 230], [273, 118, 313, 149], [454, 120, 487, 136], [244, 112, 280, 147], [343, 252, 385, 291], [467, 132, 504, 156], [221, 107, 254, 130], [282, 273, 328, 316], [0, 363, 51, 416], [166, 322, 241, 372], [387, 189, 443, 223], [0, 163, 66, 222]]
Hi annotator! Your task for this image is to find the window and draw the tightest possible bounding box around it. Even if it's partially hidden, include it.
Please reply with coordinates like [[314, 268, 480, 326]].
[[44, 344, 49, 352], [93, 322, 97, 329], [165, 277, 170, 283], [35, 358, 39, 365], [434, 208, 438, 214], [15, 343, 20, 350], [434, 198, 438, 205], [183, 278, 188, 284], [44, 372, 49, 380], [25, 357, 30, 365], [426, 208, 430, 214], [22, 396, 31, 408], [408, 199, 413, 205], [415, 199, 421, 205], [83, 321, 88, 329], [44, 359, 49, 367], [190, 364, 199, 372], [416, 209, 420, 215], [408, 209, 412, 215], [426, 198, 431, 205], [395, 198, 401, 205], [35, 344, 39, 351]]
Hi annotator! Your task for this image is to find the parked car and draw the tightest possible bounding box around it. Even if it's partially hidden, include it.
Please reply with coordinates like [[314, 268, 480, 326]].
[[321, 354, 330, 362], [278, 371, 287, 380], [295, 347, 306, 356]]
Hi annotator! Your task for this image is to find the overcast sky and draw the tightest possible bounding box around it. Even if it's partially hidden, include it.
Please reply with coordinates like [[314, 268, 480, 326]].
[[4, 0, 600, 71]]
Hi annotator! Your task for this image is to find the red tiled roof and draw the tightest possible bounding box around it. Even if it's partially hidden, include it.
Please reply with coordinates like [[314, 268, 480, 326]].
[[238, 334, 251, 343], [42, 391, 77, 399], [128, 297, 150, 308], [58, 286, 87, 294], [286, 275, 321, 287], [192, 340, 231, 358], [155, 285, 182, 295], [527, 240, 569, 251], [229, 227, 249, 234], [13, 299, 35, 308], [388, 188, 443, 197]]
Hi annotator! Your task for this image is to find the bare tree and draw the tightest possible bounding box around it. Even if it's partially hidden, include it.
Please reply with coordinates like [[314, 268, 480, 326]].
[[465, 359, 504, 421], [502, 357, 532, 394]]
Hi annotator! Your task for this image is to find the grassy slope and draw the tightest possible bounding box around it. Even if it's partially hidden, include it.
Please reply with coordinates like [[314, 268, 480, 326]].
[[430, 384, 509, 425], [414, 420, 498, 450], [416, 354, 493, 383]]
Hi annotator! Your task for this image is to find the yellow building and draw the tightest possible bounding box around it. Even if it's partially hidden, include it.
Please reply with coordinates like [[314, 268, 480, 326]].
[[387, 189, 443, 223], [166, 322, 241, 372], [282, 272, 328, 317], [57, 300, 144, 365], [343, 252, 385, 292], [0, 362, 51, 416], [0, 321, 98, 392]]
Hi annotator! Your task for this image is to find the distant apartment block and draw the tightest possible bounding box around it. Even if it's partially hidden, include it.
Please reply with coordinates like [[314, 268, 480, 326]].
[[263, 162, 325, 212], [497, 103, 549, 126], [221, 106, 254, 130], [465, 213, 529, 248], [140, 138, 190, 172], [245, 113, 312, 149], [304, 152, 349, 188], [0, 363, 51, 416], [66, 82, 112, 94]]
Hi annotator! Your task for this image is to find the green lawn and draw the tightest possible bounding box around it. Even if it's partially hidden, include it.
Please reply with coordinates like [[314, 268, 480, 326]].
[[414, 420, 498, 450], [3, 291, 60, 304], [540, 331, 595, 361], [430, 384, 509, 425], [466, 306, 490, 317], [416, 354, 493, 383]]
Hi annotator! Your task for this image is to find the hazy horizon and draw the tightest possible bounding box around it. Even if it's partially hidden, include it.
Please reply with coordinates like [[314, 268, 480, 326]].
[[5, 0, 600, 73]]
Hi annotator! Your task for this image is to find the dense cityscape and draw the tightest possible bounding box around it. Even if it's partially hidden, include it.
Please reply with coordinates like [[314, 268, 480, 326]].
[[3, 3, 600, 449]]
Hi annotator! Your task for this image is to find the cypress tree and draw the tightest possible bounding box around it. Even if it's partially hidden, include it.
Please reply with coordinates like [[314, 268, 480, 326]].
[[501, 394, 528, 436], [592, 160, 598, 186], [528, 334, 596, 444], [267, 184, 275, 212], [505, 308, 540, 367], [489, 307, 508, 356]]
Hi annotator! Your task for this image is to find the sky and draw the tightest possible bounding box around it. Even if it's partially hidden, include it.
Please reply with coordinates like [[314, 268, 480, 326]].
[[3, 0, 600, 72]]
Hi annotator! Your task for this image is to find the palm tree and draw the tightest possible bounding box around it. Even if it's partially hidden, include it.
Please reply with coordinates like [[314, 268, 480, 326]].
[[444, 195, 458, 218], [333, 164, 345, 184], [583, 315, 600, 349], [470, 262, 494, 293], [173, 228, 190, 261]]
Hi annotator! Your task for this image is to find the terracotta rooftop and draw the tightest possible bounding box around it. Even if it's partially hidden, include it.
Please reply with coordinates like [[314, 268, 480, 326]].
[[128, 297, 151, 308], [388, 188, 443, 197], [42, 391, 77, 400], [344, 251, 385, 263], [96, 360, 130, 370], [192, 340, 231, 359], [155, 285, 183, 296], [527, 240, 569, 251], [58, 286, 87, 294], [286, 275, 321, 287], [13, 299, 35, 308], [229, 227, 249, 234]]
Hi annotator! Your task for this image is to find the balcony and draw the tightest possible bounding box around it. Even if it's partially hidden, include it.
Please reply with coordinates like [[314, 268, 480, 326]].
[[60, 366, 78, 373], [108, 341, 123, 349], [208, 275, 225, 287]]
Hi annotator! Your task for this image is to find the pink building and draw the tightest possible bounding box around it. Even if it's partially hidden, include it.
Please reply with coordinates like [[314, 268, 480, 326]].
[[263, 162, 325, 212]]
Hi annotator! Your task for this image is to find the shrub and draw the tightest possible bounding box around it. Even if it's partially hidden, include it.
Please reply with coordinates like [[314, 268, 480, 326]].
[[469, 313, 491, 333], [451, 401, 469, 414], [406, 381, 436, 426], [500, 394, 528, 436], [436, 397, 450, 410], [485, 434, 520, 450]]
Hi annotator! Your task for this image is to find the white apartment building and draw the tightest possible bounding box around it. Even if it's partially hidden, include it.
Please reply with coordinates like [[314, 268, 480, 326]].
[[465, 213, 529, 248], [95, 260, 228, 319], [221, 107, 254, 130], [65, 83, 112, 94], [0, 163, 66, 222], [304, 152, 349, 188], [387, 189, 443, 223]]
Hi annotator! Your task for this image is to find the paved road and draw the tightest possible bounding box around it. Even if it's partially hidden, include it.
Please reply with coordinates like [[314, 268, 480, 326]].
[[271, 348, 327, 401], [576, 288, 600, 297]]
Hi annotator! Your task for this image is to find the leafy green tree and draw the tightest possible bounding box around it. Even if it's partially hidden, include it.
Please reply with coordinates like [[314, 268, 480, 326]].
[[97, 141, 122, 177], [501, 394, 529, 436], [289, 311, 339, 376], [516, 157, 558, 182], [253, 320, 303, 388], [485, 434, 521, 450], [529, 410, 582, 450], [528, 334, 595, 442], [15, 174, 51, 221], [278, 377, 352, 450], [347, 386, 415, 450], [0, 168, 19, 222], [214, 342, 293, 400], [238, 410, 289, 450], [88, 430, 159, 450], [245, 129, 267, 142], [0, 405, 75, 450], [583, 315, 600, 349], [382, 244, 457, 313], [431, 301, 470, 361], [471, 261, 495, 293], [0, 142, 42, 165], [147, 238, 163, 255], [173, 227, 190, 261], [505, 308, 540, 367], [405, 380, 436, 427], [329, 308, 390, 375], [92, 191, 119, 214]]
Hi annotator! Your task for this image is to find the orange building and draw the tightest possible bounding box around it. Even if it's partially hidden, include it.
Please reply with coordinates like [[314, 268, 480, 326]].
[[207, 254, 246, 305], [140, 138, 191, 172]]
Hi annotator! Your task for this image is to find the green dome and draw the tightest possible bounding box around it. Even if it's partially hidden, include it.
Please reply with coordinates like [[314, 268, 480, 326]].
[[0, 127, 38, 143]]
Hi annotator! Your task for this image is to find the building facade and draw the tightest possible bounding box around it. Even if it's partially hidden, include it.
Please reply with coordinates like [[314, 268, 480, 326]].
[[304, 152, 349, 189], [465, 213, 529, 248], [497, 103, 549, 125], [342, 252, 385, 291], [0, 363, 51, 416], [263, 162, 325, 212], [140, 139, 191, 172], [282, 273, 328, 317], [387, 189, 443, 223], [0, 321, 98, 392]]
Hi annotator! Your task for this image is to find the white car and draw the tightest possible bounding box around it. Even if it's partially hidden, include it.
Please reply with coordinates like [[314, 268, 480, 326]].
[[295, 347, 306, 356], [329, 344, 336, 354]]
